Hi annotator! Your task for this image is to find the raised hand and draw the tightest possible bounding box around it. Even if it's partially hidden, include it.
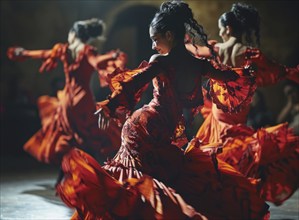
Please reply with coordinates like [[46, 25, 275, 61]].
[[95, 106, 110, 130], [7, 47, 26, 61]]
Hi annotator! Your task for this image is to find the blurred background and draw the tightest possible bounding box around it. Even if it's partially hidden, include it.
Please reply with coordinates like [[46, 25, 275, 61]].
[[1, 0, 298, 159]]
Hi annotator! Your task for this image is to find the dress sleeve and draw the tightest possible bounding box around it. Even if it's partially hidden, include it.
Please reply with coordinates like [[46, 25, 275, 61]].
[[7, 46, 53, 61], [202, 59, 256, 113], [209, 69, 256, 113], [246, 48, 299, 86], [87, 48, 127, 70], [97, 60, 163, 115], [201, 58, 239, 82], [7, 44, 62, 73], [96, 50, 128, 87], [38, 43, 65, 73], [85, 47, 128, 87]]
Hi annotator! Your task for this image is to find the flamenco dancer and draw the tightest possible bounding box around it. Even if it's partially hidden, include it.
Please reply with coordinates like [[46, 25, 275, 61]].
[[186, 2, 299, 205], [56, 1, 269, 219], [7, 18, 127, 184]]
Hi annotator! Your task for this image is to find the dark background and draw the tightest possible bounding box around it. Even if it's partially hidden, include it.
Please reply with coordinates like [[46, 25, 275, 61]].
[[1, 0, 298, 159]]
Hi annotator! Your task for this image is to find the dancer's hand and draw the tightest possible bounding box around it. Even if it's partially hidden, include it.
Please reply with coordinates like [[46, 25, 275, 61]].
[[7, 47, 26, 61], [111, 49, 120, 59], [96, 106, 110, 130]]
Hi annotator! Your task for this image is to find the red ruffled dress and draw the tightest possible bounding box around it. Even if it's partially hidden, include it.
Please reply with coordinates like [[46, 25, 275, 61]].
[[57, 56, 269, 220], [8, 44, 125, 164], [191, 47, 299, 205]]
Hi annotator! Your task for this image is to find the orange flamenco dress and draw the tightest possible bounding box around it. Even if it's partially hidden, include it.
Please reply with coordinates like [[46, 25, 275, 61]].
[[8, 44, 126, 164], [57, 59, 269, 219], [191, 48, 299, 205]]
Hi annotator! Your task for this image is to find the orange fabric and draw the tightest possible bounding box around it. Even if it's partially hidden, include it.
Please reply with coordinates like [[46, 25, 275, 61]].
[[246, 48, 299, 86], [194, 103, 299, 205], [209, 69, 256, 113], [190, 43, 299, 205], [186, 43, 298, 87], [57, 59, 269, 219], [96, 61, 151, 123], [218, 123, 299, 205], [23, 44, 125, 164], [177, 146, 269, 220], [192, 87, 212, 119], [57, 148, 269, 220], [195, 103, 250, 145], [108, 61, 150, 111], [57, 149, 208, 220], [39, 43, 64, 72], [97, 50, 128, 87], [186, 43, 257, 114]]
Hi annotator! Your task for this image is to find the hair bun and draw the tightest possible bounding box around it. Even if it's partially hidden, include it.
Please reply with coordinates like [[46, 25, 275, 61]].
[[73, 18, 106, 42], [86, 18, 105, 38], [231, 3, 259, 30], [160, 1, 193, 24]]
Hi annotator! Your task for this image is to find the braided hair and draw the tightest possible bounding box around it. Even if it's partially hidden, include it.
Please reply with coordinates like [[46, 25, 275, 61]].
[[219, 2, 260, 46], [71, 18, 106, 43], [150, 0, 217, 58]]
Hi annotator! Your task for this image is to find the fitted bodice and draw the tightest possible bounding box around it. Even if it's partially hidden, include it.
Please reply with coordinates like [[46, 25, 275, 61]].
[[60, 44, 95, 89], [148, 59, 204, 131]]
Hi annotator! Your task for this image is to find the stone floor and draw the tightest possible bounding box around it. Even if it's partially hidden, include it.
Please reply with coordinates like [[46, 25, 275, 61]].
[[1, 155, 298, 220]]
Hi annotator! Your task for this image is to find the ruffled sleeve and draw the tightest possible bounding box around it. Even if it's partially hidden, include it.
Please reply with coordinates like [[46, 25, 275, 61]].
[[39, 43, 65, 73], [96, 60, 162, 116], [245, 48, 298, 86], [209, 67, 256, 113], [97, 50, 128, 87]]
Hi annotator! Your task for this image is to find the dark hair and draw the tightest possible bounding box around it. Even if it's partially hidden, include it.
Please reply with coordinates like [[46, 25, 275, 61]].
[[70, 18, 105, 43], [150, 0, 217, 58], [219, 2, 260, 46]]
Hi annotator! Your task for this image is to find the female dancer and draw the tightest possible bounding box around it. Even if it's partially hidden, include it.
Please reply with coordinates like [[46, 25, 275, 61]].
[[186, 3, 299, 205], [56, 1, 269, 219], [7, 18, 127, 171]]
